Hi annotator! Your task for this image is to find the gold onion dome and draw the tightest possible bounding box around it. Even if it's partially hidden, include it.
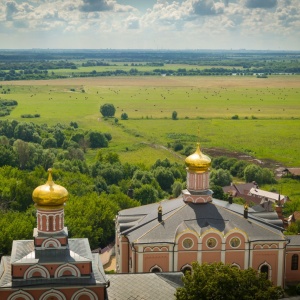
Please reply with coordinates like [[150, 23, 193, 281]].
[[185, 143, 211, 173], [32, 168, 68, 209]]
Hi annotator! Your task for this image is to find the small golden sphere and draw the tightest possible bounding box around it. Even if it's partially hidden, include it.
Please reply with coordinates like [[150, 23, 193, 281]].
[[32, 168, 68, 208], [185, 143, 211, 173]]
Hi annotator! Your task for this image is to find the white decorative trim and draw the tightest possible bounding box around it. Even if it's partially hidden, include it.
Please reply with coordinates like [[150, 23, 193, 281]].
[[206, 237, 217, 249], [24, 265, 50, 279], [40, 289, 66, 300], [71, 288, 98, 300], [231, 262, 241, 269], [55, 263, 81, 278], [149, 264, 162, 272], [259, 261, 272, 281], [181, 264, 192, 272], [182, 238, 194, 250], [8, 291, 34, 300], [229, 237, 241, 248], [41, 238, 61, 249]]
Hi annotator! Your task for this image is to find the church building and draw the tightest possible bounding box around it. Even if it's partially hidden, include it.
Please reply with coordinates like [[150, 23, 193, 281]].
[[115, 143, 300, 287], [0, 169, 109, 300]]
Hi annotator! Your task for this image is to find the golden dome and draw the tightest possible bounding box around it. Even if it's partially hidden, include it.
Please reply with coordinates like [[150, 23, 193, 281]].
[[185, 143, 211, 173], [32, 168, 68, 209]]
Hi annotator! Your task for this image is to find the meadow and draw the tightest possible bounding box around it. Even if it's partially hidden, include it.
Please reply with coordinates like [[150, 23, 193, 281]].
[[1, 75, 300, 167]]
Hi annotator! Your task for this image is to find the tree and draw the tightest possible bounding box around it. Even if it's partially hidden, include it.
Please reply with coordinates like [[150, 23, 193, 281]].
[[0, 210, 35, 254], [210, 169, 232, 187], [153, 166, 175, 191], [230, 160, 249, 178], [172, 111, 178, 120], [65, 193, 119, 248], [134, 184, 159, 205], [175, 262, 283, 300], [100, 103, 116, 117], [41, 137, 57, 149], [88, 131, 108, 148], [121, 112, 128, 120], [172, 181, 183, 198], [244, 164, 263, 184], [211, 185, 225, 200]]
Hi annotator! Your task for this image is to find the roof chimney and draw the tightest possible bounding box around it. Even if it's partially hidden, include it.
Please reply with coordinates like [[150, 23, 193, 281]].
[[244, 204, 248, 219], [158, 204, 163, 222]]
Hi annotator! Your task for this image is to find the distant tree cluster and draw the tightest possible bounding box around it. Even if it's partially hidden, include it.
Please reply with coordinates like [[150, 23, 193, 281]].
[[0, 99, 18, 116], [0, 120, 111, 171]]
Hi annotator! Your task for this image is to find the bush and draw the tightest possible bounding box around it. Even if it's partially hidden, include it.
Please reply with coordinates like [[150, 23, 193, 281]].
[[173, 141, 183, 152], [121, 113, 128, 120], [231, 114, 239, 120], [100, 103, 116, 117], [296, 283, 300, 295]]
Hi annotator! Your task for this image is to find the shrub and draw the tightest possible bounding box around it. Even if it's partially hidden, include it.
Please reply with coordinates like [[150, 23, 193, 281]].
[[121, 112, 128, 120]]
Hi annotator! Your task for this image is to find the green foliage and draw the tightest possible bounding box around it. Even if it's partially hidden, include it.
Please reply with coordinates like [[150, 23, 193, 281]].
[[172, 111, 178, 120], [41, 137, 57, 149], [134, 184, 159, 205], [212, 156, 228, 169], [172, 181, 183, 198], [0, 144, 18, 167], [65, 193, 119, 248], [173, 141, 184, 152], [231, 114, 239, 120], [175, 262, 283, 300], [230, 160, 249, 177], [0, 210, 35, 254], [210, 169, 232, 186], [100, 103, 116, 117], [211, 185, 225, 200], [296, 283, 300, 295], [121, 112, 128, 120], [153, 166, 175, 192], [88, 131, 108, 148], [285, 221, 300, 235], [283, 198, 300, 216], [244, 164, 276, 184]]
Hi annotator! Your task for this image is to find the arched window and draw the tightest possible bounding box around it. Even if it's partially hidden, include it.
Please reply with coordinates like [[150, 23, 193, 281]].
[[150, 265, 162, 273], [259, 262, 272, 280], [181, 265, 192, 275], [292, 254, 299, 270], [260, 265, 269, 278]]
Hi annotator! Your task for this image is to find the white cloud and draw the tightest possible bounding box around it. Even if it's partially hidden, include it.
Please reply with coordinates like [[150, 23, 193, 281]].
[[0, 0, 299, 49]]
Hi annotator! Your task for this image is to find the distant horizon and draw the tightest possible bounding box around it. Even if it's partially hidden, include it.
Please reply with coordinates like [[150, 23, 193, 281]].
[[1, 0, 299, 50], [0, 48, 299, 52]]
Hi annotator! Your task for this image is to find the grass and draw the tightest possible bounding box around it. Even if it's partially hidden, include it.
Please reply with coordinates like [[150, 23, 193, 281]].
[[1, 76, 300, 167]]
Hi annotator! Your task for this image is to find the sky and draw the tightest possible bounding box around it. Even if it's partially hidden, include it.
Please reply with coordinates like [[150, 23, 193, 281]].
[[0, 0, 299, 50]]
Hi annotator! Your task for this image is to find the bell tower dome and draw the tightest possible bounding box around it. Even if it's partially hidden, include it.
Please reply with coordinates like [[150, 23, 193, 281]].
[[182, 143, 213, 203], [32, 168, 68, 233]]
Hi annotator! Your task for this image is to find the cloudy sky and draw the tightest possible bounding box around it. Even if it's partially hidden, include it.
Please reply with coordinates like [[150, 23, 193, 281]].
[[1, 0, 299, 50]]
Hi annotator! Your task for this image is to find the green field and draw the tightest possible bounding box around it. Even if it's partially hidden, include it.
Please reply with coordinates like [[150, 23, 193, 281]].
[[1, 75, 300, 166]]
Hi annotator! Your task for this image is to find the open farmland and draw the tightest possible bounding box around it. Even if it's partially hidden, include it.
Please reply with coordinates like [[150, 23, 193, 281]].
[[1, 75, 300, 166]]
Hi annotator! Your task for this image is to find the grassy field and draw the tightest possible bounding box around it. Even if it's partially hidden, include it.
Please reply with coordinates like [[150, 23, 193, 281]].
[[1, 75, 300, 167]]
